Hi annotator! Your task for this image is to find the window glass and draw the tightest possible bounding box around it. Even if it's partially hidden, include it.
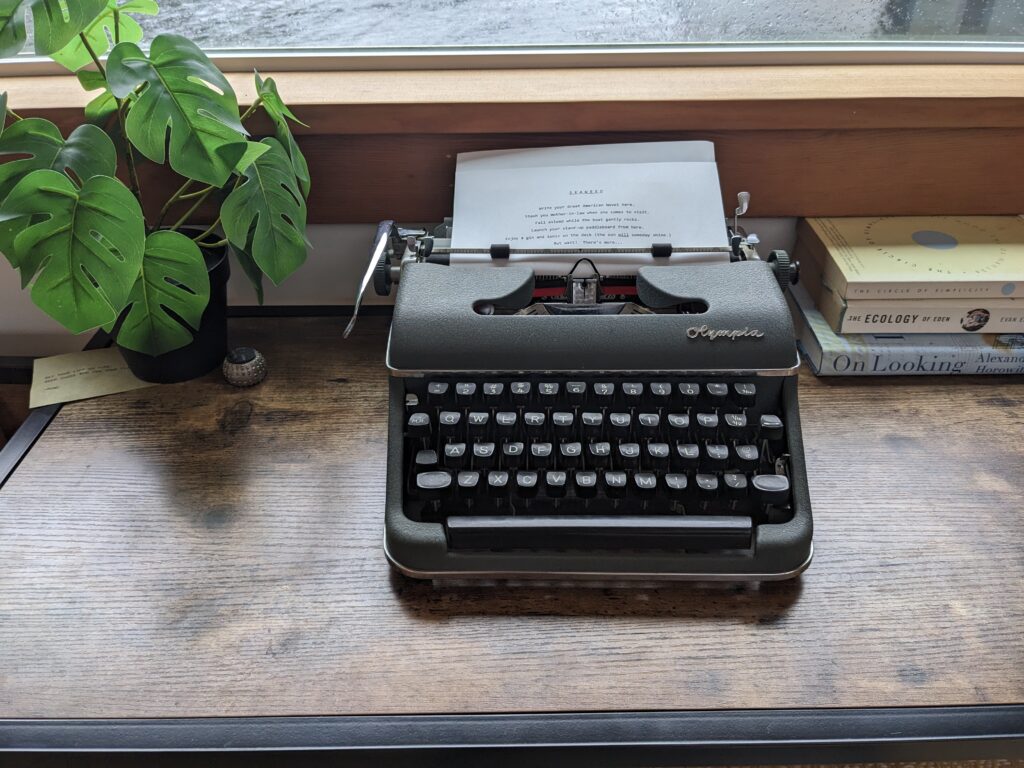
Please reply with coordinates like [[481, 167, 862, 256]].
[[141, 0, 1024, 48]]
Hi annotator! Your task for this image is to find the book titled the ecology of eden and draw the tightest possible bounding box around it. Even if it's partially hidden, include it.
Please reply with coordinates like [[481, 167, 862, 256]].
[[808, 285, 1024, 334], [788, 282, 1024, 376]]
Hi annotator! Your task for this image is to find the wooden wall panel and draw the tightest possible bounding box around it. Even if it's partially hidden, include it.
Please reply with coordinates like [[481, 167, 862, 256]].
[[9, 64, 1022, 224], [295, 128, 1024, 223], [66, 127, 1024, 225]]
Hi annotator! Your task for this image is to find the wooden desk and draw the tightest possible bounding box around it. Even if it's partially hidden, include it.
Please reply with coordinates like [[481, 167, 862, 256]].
[[1, 317, 1022, 762]]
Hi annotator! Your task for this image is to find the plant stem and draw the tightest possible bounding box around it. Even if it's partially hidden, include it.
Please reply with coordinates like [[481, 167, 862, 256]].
[[113, 9, 121, 44], [156, 179, 194, 227], [186, 173, 243, 238], [179, 185, 215, 201], [5, 107, 23, 121], [80, 33, 106, 78], [197, 238, 228, 249], [117, 107, 145, 211], [78, 32, 144, 212], [193, 216, 222, 243], [239, 97, 263, 123], [170, 186, 216, 231]]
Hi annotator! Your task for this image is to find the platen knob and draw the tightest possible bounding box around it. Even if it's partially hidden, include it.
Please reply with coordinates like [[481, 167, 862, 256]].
[[768, 250, 796, 292], [372, 249, 393, 296]]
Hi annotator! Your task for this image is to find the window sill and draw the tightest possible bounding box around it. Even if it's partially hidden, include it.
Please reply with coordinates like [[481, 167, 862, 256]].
[[6, 64, 1024, 133]]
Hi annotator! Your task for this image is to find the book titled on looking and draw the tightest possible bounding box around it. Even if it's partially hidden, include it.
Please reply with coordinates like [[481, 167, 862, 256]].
[[788, 282, 1024, 376]]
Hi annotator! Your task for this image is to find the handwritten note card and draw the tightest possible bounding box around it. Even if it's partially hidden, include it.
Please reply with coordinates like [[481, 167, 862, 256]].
[[451, 141, 730, 275], [30, 348, 154, 409]]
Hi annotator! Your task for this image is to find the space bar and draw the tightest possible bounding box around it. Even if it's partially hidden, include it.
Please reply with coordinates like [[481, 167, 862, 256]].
[[446, 515, 752, 551]]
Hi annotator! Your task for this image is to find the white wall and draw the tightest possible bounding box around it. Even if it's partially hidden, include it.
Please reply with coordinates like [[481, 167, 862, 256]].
[[0, 218, 796, 356]]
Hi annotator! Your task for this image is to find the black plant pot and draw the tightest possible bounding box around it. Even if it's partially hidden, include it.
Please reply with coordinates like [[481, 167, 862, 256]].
[[118, 237, 230, 384]]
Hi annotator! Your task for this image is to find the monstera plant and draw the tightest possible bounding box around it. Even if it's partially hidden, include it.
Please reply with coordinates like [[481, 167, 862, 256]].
[[0, 0, 310, 363]]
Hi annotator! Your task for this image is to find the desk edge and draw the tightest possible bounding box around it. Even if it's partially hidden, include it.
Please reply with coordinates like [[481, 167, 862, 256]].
[[1, 705, 1023, 763]]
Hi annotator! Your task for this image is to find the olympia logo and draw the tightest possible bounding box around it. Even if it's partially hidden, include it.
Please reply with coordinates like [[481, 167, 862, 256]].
[[686, 325, 766, 341]]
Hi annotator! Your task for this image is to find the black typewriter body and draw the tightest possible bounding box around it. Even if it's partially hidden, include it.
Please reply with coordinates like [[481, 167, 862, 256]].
[[355, 222, 813, 581]]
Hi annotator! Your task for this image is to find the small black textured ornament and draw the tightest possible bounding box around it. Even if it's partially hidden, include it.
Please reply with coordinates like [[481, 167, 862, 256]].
[[223, 346, 267, 387]]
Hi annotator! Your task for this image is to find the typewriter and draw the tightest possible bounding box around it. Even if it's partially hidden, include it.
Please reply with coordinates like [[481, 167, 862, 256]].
[[347, 199, 813, 581]]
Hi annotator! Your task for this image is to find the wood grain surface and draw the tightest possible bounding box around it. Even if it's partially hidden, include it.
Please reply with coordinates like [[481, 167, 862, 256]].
[[8, 65, 1024, 132], [1, 317, 1022, 718]]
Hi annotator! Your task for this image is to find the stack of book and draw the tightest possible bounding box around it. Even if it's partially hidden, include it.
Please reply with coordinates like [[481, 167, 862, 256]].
[[788, 215, 1024, 376]]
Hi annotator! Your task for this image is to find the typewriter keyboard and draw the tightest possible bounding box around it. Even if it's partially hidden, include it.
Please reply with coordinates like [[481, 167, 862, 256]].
[[402, 377, 795, 552]]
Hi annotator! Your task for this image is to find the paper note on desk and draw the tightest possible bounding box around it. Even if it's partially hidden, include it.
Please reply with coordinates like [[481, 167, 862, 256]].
[[450, 141, 730, 275], [30, 348, 153, 409]]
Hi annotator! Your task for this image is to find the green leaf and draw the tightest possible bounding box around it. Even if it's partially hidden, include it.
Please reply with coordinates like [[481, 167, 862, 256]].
[[255, 73, 310, 198], [0, 0, 108, 58], [233, 140, 270, 174], [84, 89, 119, 124], [0, 170, 144, 333], [0, 118, 117, 203], [112, 229, 210, 355], [76, 69, 106, 90], [51, 0, 157, 71], [106, 35, 249, 187], [35, 0, 108, 55], [222, 137, 307, 286], [0, 119, 63, 203], [0, 0, 29, 58], [77, 69, 119, 125], [0, 91, 7, 139], [255, 72, 306, 127], [232, 246, 264, 305]]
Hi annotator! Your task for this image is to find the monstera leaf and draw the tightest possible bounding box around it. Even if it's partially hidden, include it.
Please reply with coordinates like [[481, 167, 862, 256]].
[[232, 140, 271, 174], [0, 2, 22, 60], [0, 119, 117, 205], [110, 229, 209, 355], [256, 73, 310, 198], [51, 0, 157, 71], [0, 170, 144, 333], [0, 0, 107, 58], [76, 69, 120, 125], [222, 138, 307, 286], [232, 246, 264, 304], [106, 34, 249, 187]]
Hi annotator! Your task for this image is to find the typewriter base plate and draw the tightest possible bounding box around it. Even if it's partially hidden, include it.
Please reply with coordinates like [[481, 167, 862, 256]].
[[385, 540, 813, 583]]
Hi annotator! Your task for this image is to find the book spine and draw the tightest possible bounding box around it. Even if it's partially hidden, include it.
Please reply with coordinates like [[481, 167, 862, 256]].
[[844, 280, 1018, 300], [797, 219, 849, 297], [838, 300, 1024, 334], [808, 345, 1024, 376], [786, 293, 826, 373]]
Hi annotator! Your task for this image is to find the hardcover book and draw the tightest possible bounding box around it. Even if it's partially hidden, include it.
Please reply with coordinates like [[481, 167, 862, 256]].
[[798, 216, 1024, 300], [788, 282, 1024, 376]]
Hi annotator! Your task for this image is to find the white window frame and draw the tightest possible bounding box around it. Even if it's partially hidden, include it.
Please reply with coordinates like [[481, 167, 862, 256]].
[[2, 41, 1024, 75]]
